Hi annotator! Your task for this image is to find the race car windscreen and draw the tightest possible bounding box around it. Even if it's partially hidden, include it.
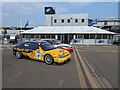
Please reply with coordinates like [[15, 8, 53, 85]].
[[41, 42, 56, 51], [53, 41, 61, 45]]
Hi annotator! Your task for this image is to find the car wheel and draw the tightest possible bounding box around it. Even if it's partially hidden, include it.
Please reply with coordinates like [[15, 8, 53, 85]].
[[16, 51, 22, 59], [44, 54, 54, 65]]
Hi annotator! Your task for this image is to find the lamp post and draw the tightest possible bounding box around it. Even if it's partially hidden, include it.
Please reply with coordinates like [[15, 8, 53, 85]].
[[51, 15, 53, 26]]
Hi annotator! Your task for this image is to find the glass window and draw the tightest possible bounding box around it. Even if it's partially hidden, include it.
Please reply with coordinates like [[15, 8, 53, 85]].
[[19, 42, 30, 49], [78, 34, 83, 39], [40, 42, 56, 51], [67, 19, 70, 23], [104, 21, 107, 25], [31, 35, 34, 38], [90, 34, 95, 39], [82, 19, 84, 23], [61, 19, 64, 23], [84, 34, 89, 39], [41, 35, 45, 38], [96, 34, 101, 39], [44, 40, 53, 44], [35, 34, 39, 38], [103, 34, 107, 39], [46, 34, 50, 38], [29, 43, 39, 50], [51, 35, 55, 38], [75, 19, 78, 23], [54, 19, 57, 23]]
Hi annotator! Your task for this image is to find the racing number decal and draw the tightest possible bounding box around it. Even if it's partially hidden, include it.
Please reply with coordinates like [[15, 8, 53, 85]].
[[36, 51, 42, 59]]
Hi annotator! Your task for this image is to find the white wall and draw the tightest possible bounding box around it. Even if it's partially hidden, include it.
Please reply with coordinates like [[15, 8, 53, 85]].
[[45, 14, 88, 26]]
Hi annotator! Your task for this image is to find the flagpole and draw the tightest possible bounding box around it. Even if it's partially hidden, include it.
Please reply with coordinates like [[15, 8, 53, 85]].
[[19, 17, 22, 41], [19, 17, 22, 31]]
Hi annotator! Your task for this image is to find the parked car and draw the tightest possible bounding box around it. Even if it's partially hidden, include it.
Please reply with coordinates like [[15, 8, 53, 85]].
[[113, 39, 120, 46], [113, 35, 120, 46], [70, 39, 81, 45], [57, 44, 73, 52], [41, 39, 73, 52], [13, 41, 71, 65], [9, 36, 18, 44]]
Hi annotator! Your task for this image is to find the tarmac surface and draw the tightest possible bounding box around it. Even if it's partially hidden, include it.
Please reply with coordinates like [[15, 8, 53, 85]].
[[76, 45, 118, 88], [1, 44, 119, 88]]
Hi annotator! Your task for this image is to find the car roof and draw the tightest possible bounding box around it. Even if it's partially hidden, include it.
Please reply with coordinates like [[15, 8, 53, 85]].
[[41, 39, 60, 42], [22, 40, 48, 44]]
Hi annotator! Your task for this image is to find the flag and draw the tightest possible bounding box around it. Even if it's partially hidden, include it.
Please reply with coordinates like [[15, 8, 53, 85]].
[[45, 7, 55, 14], [24, 21, 29, 28], [88, 19, 97, 27]]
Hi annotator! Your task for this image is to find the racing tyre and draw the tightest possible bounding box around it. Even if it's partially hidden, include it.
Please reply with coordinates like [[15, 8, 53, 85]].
[[16, 51, 22, 59], [44, 54, 54, 65]]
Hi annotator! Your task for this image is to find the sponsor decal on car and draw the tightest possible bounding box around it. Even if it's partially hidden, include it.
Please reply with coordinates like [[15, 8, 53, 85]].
[[36, 51, 42, 59]]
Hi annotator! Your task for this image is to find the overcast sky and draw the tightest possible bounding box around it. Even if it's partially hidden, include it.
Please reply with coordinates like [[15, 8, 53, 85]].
[[1, 2, 118, 27]]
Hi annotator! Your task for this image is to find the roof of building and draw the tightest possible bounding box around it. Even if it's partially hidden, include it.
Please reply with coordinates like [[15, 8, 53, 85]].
[[21, 26, 115, 34]]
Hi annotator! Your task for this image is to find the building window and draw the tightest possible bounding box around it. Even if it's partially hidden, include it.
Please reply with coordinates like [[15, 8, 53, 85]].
[[51, 35, 55, 38], [46, 34, 50, 38], [84, 34, 89, 39], [61, 19, 64, 23], [41, 34, 45, 39], [103, 34, 107, 39], [90, 34, 95, 39], [35, 34, 39, 38], [75, 19, 78, 23], [96, 34, 101, 39], [82, 19, 84, 23], [54, 19, 57, 23], [78, 34, 83, 38], [104, 21, 107, 25], [67, 19, 70, 23], [30, 35, 34, 38]]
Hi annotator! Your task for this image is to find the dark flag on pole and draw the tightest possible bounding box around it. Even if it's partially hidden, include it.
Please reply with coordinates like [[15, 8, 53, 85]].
[[88, 19, 97, 27], [45, 7, 55, 14], [24, 21, 29, 28]]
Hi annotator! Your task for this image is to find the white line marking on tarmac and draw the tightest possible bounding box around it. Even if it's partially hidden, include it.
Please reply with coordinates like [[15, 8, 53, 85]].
[[6, 45, 11, 49], [83, 57, 106, 88], [0, 48, 3, 50], [77, 50, 83, 52], [76, 50, 98, 88], [110, 51, 117, 52], [73, 50, 87, 88], [14, 71, 24, 77], [87, 44, 89, 47], [95, 50, 117, 53], [83, 55, 112, 88]]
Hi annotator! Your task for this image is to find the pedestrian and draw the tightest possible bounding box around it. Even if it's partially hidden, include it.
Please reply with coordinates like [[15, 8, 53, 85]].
[[74, 39, 77, 44], [15, 37, 18, 44]]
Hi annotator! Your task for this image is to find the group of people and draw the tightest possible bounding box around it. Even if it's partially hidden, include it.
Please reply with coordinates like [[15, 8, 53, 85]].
[[9, 37, 18, 44]]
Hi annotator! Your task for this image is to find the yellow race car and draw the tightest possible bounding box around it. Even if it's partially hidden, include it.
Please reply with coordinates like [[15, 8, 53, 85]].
[[13, 41, 71, 65]]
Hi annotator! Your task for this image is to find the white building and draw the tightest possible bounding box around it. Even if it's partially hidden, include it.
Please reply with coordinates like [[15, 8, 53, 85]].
[[21, 26, 115, 45], [45, 14, 88, 26], [94, 18, 119, 27], [21, 7, 116, 45], [89, 18, 120, 31]]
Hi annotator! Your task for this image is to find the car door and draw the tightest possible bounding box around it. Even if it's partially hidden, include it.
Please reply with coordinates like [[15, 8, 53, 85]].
[[28, 42, 43, 60], [19, 42, 30, 56]]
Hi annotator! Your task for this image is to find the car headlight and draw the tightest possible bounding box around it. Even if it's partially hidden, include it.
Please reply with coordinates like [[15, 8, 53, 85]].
[[58, 55, 64, 58]]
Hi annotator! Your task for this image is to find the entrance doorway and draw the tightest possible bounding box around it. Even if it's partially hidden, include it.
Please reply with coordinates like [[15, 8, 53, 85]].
[[64, 34, 69, 43]]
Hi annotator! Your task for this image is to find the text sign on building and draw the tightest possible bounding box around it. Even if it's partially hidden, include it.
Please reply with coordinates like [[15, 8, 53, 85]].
[[45, 7, 55, 15]]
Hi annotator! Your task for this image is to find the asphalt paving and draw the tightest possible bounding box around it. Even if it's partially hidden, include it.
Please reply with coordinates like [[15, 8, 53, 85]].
[[2, 44, 118, 88], [2, 46, 80, 88], [77, 45, 118, 88]]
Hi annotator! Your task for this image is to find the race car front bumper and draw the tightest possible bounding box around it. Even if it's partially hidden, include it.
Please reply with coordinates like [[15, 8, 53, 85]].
[[54, 54, 71, 64]]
